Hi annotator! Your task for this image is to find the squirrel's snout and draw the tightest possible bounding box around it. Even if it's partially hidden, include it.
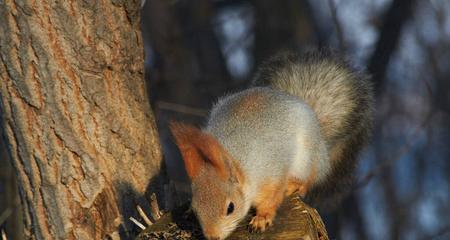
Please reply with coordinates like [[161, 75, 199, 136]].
[[204, 234, 221, 240], [203, 228, 222, 240], [206, 237, 220, 240]]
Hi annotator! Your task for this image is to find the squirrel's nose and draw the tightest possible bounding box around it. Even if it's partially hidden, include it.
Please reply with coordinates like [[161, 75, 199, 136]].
[[206, 237, 220, 240], [203, 227, 221, 240], [204, 234, 221, 240]]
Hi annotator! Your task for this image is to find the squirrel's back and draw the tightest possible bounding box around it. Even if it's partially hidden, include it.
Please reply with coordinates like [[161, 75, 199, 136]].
[[253, 50, 374, 209], [206, 87, 329, 193]]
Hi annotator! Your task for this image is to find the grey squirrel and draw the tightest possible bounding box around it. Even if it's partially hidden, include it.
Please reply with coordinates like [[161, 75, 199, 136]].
[[170, 49, 374, 240]]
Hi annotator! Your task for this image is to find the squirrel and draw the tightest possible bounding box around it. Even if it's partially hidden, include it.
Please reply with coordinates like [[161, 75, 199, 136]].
[[169, 49, 374, 240]]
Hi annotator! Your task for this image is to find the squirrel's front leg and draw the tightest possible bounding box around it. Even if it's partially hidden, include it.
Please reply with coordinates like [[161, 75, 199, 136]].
[[249, 180, 287, 232]]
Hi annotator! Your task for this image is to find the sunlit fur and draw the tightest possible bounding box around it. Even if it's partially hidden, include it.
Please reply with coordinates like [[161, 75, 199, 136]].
[[170, 122, 250, 240], [252, 49, 374, 209], [191, 164, 251, 240], [207, 87, 331, 187], [171, 49, 374, 239]]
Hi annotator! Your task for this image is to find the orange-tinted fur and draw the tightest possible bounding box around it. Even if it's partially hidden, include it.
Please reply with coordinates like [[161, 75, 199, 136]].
[[286, 179, 303, 196], [169, 50, 374, 239], [286, 160, 318, 197], [250, 180, 287, 231], [231, 91, 268, 117], [169, 122, 228, 179]]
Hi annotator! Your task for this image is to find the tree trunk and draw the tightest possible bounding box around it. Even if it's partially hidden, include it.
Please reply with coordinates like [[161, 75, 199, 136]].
[[0, 1, 162, 239]]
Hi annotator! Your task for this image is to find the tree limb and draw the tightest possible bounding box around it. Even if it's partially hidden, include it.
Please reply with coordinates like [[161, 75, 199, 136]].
[[136, 196, 329, 240]]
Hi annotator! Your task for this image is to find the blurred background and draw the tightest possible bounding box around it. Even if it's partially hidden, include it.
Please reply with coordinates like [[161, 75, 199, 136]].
[[2, 0, 450, 239], [140, 0, 450, 239]]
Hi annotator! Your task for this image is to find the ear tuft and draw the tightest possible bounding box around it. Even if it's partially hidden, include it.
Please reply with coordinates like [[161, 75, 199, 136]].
[[194, 133, 228, 179], [169, 121, 229, 179]]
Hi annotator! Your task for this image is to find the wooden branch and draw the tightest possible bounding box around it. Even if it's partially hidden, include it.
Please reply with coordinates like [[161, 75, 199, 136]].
[[150, 193, 162, 221], [156, 101, 208, 117], [136, 196, 329, 240]]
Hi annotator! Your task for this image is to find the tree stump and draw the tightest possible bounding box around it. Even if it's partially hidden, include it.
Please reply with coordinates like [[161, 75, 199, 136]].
[[136, 196, 329, 240]]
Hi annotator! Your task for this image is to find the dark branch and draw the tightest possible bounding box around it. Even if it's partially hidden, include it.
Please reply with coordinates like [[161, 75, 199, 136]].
[[367, 0, 417, 94]]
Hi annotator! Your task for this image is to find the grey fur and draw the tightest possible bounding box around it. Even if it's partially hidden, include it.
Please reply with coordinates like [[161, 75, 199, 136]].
[[186, 49, 373, 239], [206, 87, 330, 190], [252, 49, 374, 209], [207, 49, 374, 210]]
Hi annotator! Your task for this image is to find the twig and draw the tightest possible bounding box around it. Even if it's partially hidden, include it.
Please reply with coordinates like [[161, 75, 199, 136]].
[[1, 229, 7, 240], [150, 193, 161, 220], [136, 196, 329, 240], [136, 205, 153, 226], [354, 108, 434, 190], [129, 217, 146, 230], [156, 101, 208, 117]]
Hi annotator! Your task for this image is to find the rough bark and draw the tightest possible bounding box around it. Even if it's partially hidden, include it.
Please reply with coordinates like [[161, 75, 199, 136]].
[[0, 0, 161, 239]]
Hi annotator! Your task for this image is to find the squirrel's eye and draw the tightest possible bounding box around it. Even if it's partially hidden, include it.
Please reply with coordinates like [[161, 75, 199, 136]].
[[227, 202, 235, 215]]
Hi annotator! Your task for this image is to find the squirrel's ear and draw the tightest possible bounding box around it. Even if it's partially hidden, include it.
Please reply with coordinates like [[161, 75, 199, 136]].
[[193, 131, 228, 179], [169, 121, 228, 179], [169, 121, 205, 179]]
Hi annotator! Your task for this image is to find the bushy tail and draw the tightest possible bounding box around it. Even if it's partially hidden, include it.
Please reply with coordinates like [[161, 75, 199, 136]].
[[252, 49, 374, 210]]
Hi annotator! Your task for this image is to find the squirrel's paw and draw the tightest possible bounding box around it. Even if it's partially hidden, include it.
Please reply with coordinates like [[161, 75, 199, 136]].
[[249, 215, 273, 232], [286, 179, 308, 198]]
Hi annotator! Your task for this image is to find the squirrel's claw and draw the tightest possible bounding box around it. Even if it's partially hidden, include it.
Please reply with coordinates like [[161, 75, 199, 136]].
[[249, 215, 273, 232]]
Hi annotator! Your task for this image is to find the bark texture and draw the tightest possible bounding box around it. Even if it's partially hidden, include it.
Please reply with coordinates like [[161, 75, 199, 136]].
[[0, 0, 162, 239]]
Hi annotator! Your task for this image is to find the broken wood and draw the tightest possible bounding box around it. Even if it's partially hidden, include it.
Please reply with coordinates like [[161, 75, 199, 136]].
[[136, 196, 329, 240]]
